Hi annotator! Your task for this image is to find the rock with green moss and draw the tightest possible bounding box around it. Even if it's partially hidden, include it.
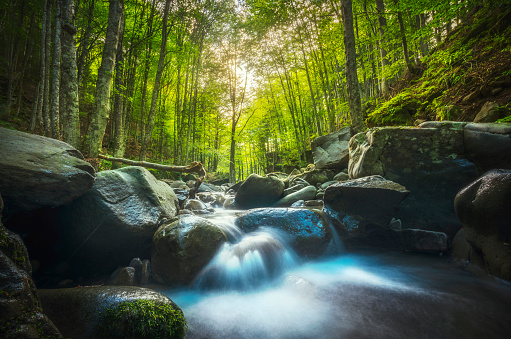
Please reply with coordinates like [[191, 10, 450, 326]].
[[349, 126, 478, 236], [152, 215, 227, 284], [55, 166, 179, 276], [38, 286, 186, 339], [0, 127, 95, 217]]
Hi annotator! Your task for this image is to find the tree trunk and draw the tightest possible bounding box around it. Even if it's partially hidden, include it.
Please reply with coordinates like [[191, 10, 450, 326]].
[[376, 0, 391, 97], [112, 12, 125, 169], [84, 0, 123, 157], [50, 0, 61, 139], [60, 0, 80, 148], [43, 0, 53, 136], [139, 0, 172, 161], [341, 0, 366, 134]]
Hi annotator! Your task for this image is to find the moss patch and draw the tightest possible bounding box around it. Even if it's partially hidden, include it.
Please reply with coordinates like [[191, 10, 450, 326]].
[[97, 299, 187, 339]]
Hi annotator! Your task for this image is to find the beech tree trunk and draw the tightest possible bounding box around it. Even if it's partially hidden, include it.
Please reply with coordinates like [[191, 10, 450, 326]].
[[43, 0, 53, 136], [341, 0, 366, 134], [60, 0, 80, 148], [84, 0, 123, 157], [376, 0, 391, 97], [50, 0, 61, 139]]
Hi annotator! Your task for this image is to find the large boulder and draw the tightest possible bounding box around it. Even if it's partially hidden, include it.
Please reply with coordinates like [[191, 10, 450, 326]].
[[235, 174, 285, 209], [38, 286, 186, 339], [463, 123, 511, 173], [151, 215, 227, 285], [323, 176, 409, 240], [349, 125, 479, 236], [56, 166, 179, 276], [454, 169, 511, 281], [0, 127, 95, 216], [235, 208, 332, 257], [0, 194, 63, 338], [311, 127, 352, 170]]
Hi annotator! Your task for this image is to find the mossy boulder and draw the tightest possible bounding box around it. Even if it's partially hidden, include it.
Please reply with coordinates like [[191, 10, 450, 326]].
[[235, 174, 285, 209], [55, 166, 179, 276], [0, 127, 95, 217], [151, 215, 227, 284], [38, 286, 186, 339], [235, 208, 331, 257]]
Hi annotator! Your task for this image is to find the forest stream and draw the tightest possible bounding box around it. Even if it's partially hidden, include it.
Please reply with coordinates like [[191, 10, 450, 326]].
[[163, 209, 511, 339]]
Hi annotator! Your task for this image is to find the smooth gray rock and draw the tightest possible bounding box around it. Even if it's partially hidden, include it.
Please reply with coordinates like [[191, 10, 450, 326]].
[[311, 127, 351, 170], [464, 123, 511, 173], [152, 215, 227, 284], [56, 166, 179, 276], [324, 176, 409, 240], [115, 267, 136, 286], [474, 101, 500, 122], [236, 208, 332, 257], [235, 174, 285, 209], [38, 286, 186, 339], [0, 127, 95, 216], [275, 186, 317, 207]]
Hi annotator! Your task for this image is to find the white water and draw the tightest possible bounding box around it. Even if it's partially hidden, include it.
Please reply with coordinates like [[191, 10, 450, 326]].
[[163, 209, 511, 339]]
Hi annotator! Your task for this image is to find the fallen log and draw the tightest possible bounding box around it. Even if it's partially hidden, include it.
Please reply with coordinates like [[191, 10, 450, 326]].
[[98, 155, 206, 199]]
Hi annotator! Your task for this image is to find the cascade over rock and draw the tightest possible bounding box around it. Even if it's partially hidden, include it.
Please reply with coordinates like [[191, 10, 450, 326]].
[[0, 127, 95, 216], [38, 286, 185, 339], [348, 124, 482, 236], [55, 166, 179, 276], [235, 174, 285, 209], [323, 175, 409, 240], [311, 127, 352, 170], [235, 208, 332, 257], [454, 169, 511, 281], [152, 215, 227, 284]]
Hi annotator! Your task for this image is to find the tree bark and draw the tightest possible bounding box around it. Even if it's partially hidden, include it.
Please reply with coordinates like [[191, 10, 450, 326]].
[[341, 0, 366, 134], [43, 0, 53, 136], [60, 0, 80, 148], [84, 0, 123, 157], [376, 0, 391, 97], [112, 13, 125, 169]]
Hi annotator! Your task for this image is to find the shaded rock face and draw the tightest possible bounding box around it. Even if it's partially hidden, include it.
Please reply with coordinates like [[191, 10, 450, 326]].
[[463, 123, 511, 173], [38, 286, 186, 339], [349, 125, 479, 236], [235, 208, 332, 258], [311, 127, 351, 170], [0, 127, 95, 217], [323, 176, 409, 240], [235, 174, 285, 209], [152, 215, 227, 285], [454, 169, 511, 281], [0, 194, 63, 338], [56, 166, 179, 276]]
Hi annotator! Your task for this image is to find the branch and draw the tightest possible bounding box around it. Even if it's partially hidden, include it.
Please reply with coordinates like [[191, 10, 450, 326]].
[[98, 155, 206, 199]]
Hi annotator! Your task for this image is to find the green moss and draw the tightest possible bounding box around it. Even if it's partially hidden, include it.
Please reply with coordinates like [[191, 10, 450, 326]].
[[97, 299, 187, 339]]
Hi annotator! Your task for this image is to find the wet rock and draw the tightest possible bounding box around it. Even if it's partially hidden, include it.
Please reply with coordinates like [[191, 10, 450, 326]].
[[115, 267, 136, 286], [301, 169, 333, 187], [464, 123, 511, 173], [129, 258, 143, 283], [311, 127, 352, 170], [183, 199, 207, 211], [235, 174, 285, 209], [454, 169, 511, 281], [282, 183, 308, 197], [56, 166, 179, 276], [473, 101, 500, 123], [198, 182, 223, 193], [275, 186, 317, 207], [319, 180, 338, 189], [38, 286, 186, 339], [333, 172, 350, 181], [349, 125, 478, 236], [236, 208, 332, 257], [0, 194, 63, 338], [0, 127, 95, 216], [451, 228, 471, 263], [152, 215, 227, 284], [397, 229, 448, 252], [324, 176, 409, 239], [223, 196, 236, 209], [140, 259, 151, 285]]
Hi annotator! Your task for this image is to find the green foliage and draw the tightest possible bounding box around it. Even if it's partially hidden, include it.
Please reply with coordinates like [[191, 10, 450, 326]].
[[98, 300, 187, 339]]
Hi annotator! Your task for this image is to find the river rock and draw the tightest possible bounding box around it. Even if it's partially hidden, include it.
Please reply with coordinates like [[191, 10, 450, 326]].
[[349, 125, 478, 236], [235, 174, 285, 209], [235, 208, 332, 257], [454, 169, 511, 281], [38, 286, 186, 339], [333, 171, 350, 181], [56, 166, 179, 276], [0, 194, 63, 338], [275, 185, 317, 207], [152, 215, 227, 284], [0, 127, 95, 216], [473, 101, 500, 122], [463, 123, 511, 173], [323, 176, 409, 239], [115, 267, 136, 286], [183, 198, 207, 211], [311, 127, 352, 170]]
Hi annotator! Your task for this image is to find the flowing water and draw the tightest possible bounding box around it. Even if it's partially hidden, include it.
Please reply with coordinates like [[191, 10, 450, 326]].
[[163, 209, 511, 339]]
